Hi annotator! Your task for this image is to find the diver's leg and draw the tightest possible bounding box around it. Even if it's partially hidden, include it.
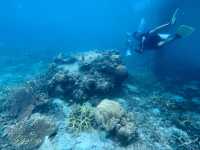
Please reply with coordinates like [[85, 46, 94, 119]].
[[157, 35, 178, 47], [150, 9, 179, 34], [171, 8, 180, 25]]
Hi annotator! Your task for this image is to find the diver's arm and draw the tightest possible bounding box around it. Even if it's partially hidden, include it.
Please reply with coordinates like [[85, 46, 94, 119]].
[[141, 36, 145, 49], [149, 22, 171, 34], [140, 36, 145, 53]]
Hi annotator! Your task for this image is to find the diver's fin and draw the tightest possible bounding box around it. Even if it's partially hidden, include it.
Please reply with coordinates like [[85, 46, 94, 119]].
[[176, 25, 195, 38], [171, 8, 180, 25]]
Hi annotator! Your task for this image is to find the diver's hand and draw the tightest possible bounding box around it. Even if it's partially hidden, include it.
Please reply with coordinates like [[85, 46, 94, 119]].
[[126, 49, 132, 56]]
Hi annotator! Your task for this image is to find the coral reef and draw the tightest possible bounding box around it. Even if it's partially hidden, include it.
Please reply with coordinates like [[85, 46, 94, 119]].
[[47, 50, 128, 102], [95, 99, 137, 144], [68, 103, 95, 133], [0, 50, 130, 149], [6, 113, 57, 150], [1, 50, 199, 149]]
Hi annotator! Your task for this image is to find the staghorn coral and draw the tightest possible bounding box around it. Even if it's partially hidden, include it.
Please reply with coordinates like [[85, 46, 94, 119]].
[[95, 99, 137, 145], [6, 113, 57, 150], [68, 103, 95, 133]]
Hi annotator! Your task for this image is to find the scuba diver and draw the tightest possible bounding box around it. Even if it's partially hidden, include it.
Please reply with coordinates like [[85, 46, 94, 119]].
[[126, 9, 195, 54]]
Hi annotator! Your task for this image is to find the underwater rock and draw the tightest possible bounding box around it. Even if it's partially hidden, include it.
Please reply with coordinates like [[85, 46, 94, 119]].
[[6, 113, 57, 150], [54, 53, 77, 65], [192, 97, 200, 106], [47, 50, 128, 102], [6, 87, 35, 118], [126, 84, 140, 94], [170, 94, 186, 103], [176, 112, 200, 135], [95, 99, 137, 145], [48, 71, 77, 96], [114, 64, 128, 81]]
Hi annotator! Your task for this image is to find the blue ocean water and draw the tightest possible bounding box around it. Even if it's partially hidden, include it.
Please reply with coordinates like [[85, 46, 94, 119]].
[[0, 0, 200, 149]]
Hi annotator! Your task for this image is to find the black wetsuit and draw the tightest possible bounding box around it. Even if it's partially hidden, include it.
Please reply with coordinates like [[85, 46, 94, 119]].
[[138, 32, 163, 50]]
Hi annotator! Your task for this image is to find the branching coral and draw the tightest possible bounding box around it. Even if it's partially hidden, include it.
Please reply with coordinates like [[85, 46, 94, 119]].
[[68, 103, 95, 133]]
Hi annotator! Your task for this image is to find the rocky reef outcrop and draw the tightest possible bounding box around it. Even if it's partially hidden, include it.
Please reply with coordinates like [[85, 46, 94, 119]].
[[47, 50, 128, 102], [5, 50, 128, 119]]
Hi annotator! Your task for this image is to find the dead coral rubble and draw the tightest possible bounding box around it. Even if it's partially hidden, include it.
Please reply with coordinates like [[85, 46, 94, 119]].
[[47, 50, 128, 102]]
